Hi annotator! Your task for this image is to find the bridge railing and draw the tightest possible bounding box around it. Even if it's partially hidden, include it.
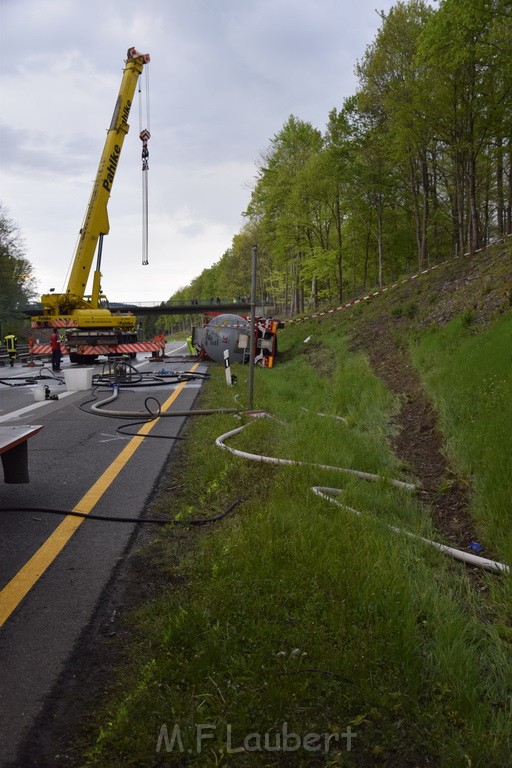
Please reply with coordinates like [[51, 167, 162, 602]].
[[110, 297, 253, 308]]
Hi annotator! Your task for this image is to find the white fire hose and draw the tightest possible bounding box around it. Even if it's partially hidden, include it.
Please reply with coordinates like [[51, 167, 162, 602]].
[[215, 419, 509, 575]]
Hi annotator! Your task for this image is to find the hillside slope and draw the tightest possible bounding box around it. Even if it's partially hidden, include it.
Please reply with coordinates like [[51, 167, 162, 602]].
[[351, 240, 510, 549], [296, 237, 511, 557]]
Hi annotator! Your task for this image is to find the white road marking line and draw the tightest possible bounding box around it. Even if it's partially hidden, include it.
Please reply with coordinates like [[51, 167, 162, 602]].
[[99, 433, 131, 443], [0, 392, 76, 423], [169, 342, 188, 354]]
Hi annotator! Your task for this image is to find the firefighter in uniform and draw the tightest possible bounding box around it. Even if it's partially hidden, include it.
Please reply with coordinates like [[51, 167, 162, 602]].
[[4, 334, 17, 367]]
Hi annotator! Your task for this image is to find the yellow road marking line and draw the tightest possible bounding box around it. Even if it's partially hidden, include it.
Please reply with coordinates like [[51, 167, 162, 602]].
[[0, 365, 200, 627]]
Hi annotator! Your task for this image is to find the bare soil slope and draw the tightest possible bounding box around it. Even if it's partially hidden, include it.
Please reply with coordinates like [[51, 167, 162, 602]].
[[347, 239, 511, 553]]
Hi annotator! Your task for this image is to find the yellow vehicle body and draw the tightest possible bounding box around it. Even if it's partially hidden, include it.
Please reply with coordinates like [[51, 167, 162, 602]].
[[36, 309, 137, 330], [32, 48, 150, 339]]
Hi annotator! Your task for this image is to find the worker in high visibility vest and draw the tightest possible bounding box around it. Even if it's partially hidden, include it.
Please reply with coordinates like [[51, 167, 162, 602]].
[[186, 336, 195, 355], [4, 334, 17, 367]]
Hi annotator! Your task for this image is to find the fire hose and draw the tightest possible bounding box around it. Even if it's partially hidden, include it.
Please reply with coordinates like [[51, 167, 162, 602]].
[[215, 418, 509, 575]]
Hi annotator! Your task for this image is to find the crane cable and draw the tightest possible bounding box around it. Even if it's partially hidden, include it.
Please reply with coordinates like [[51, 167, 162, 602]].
[[139, 64, 150, 266]]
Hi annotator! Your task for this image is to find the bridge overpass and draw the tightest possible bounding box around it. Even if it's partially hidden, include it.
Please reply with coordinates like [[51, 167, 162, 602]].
[[22, 300, 254, 318], [109, 300, 252, 316]]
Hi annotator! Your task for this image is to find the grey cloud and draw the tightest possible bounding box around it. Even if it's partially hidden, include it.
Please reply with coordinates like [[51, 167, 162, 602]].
[[0, 0, 397, 300]]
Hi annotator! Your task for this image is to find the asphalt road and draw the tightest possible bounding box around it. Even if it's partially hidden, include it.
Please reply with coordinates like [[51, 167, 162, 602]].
[[0, 343, 206, 766]]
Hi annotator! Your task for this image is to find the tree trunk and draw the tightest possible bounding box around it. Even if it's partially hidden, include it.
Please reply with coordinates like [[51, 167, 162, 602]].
[[496, 136, 504, 238], [507, 143, 512, 235], [335, 196, 343, 300], [409, 157, 422, 269], [467, 152, 480, 253], [377, 195, 383, 287], [421, 152, 429, 267], [456, 156, 465, 255], [363, 230, 371, 290]]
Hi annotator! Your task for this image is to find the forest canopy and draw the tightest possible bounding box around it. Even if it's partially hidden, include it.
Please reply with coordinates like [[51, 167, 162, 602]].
[[0, 203, 37, 336], [169, 0, 512, 316]]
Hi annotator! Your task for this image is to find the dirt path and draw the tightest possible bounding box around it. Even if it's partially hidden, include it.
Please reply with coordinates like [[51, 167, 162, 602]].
[[350, 317, 478, 550]]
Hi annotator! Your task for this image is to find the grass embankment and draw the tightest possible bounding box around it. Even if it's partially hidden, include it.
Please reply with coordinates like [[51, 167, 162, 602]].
[[411, 311, 512, 605], [83, 309, 512, 767]]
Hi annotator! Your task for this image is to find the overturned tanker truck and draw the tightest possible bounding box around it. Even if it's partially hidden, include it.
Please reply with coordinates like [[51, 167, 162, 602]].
[[191, 313, 278, 367]]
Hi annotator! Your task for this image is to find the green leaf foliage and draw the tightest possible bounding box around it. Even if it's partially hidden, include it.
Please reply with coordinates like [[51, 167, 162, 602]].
[[0, 203, 37, 337], [169, 0, 512, 319]]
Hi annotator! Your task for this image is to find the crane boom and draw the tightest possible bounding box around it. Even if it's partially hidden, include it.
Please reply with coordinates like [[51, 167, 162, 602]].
[[66, 47, 150, 306], [30, 48, 160, 364], [38, 47, 150, 317]]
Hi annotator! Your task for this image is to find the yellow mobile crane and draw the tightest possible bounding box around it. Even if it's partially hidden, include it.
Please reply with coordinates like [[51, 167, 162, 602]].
[[31, 47, 164, 364]]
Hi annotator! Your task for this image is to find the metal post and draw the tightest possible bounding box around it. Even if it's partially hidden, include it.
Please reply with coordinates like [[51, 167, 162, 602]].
[[248, 244, 257, 409]]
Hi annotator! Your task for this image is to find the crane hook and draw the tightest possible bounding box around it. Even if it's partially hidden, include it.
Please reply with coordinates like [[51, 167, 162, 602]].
[[140, 128, 151, 171], [140, 129, 151, 266]]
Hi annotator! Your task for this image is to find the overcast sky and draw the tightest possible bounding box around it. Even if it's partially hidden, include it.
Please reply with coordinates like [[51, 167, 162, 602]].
[[0, 0, 397, 303]]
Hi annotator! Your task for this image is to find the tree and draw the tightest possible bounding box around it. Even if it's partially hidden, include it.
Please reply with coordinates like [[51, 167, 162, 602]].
[[418, 0, 512, 253], [0, 203, 37, 337], [355, 1, 435, 270], [246, 115, 324, 314], [162, 0, 512, 317]]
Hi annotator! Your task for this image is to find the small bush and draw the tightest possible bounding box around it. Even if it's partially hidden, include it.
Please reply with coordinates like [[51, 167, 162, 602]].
[[391, 301, 418, 319], [460, 308, 475, 327]]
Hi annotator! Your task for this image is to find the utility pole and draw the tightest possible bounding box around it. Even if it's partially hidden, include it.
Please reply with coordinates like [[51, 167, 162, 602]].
[[248, 244, 257, 409]]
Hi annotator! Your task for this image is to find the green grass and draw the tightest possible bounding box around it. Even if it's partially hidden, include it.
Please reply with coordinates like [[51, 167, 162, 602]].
[[411, 311, 512, 632], [411, 312, 512, 563], [82, 318, 512, 767]]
